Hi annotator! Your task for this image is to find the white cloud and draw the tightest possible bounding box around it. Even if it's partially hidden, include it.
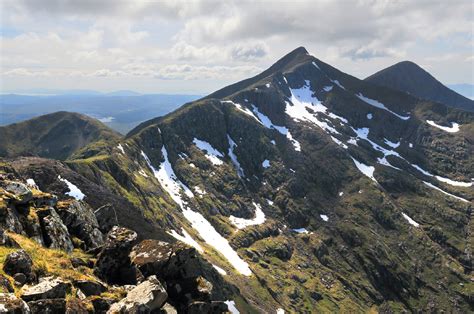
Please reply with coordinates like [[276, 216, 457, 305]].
[[1, 0, 472, 93]]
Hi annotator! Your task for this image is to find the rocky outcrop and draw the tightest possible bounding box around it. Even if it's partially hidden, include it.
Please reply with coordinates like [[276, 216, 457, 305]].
[[21, 277, 70, 302], [37, 207, 74, 253], [2, 181, 33, 205], [56, 200, 104, 249], [107, 275, 168, 313], [27, 298, 66, 313], [94, 226, 138, 285], [73, 280, 106, 297]]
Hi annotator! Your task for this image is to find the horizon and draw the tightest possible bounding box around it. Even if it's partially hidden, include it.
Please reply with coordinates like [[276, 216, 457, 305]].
[[1, 1, 473, 95]]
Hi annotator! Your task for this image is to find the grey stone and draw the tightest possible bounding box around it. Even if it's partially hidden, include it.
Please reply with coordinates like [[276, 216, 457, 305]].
[[21, 277, 70, 302]]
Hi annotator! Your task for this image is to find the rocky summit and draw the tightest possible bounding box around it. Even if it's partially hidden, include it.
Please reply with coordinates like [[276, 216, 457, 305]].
[[0, 47, 473, 313]]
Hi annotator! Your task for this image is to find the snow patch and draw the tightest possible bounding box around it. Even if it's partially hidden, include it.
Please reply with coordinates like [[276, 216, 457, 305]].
[[229, 202, 266, 229], [402, 213, 419, 227], [138, 169, 149, 178], [323, 85, 333, 92], [384, 139, 400, 148], [320, 214, 329, 221], [262, 159, 270, 168], [270, 140, 276, 145], [312, 61, 320, 70], [227, 135, 245, 177], [423, 181, 469, 203], [194, 186, 206, 196], [98, 116, 114, 123], [58, 175, 85, 200], [224, 301, 240, 314], [222, 100, 261, 123], [356, 93, 410, 120], [213, 265, 227, 276], [26, 178, 38, 189], [367, 113, 373, 120], [117, 144, 125, 154], [193, 138, 224, 166], [168, 228, 203, 252], [142, 148, 252, 275], [426, 120, 460, 133], [350, 157, 376, 182], [330, 79, 346, 90], [251, 105, 301, 151], [412, 164, 472, 187], [409, 143, 413, 148], [292, 228, 308, 234]]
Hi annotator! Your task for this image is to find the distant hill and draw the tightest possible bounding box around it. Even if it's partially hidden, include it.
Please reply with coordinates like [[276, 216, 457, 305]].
[[0, 93, 201, 133], [0, 111, 121, 160], [365, 61, 474, 112]]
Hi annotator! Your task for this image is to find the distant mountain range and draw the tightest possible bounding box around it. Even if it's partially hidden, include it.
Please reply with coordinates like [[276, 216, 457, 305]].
[[1, 47, 472, 312], [0, 93, 201, 134], [365, 61, 474, 112]]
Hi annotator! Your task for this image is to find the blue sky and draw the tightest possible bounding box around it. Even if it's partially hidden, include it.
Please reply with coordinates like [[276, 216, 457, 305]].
[[1, 0, 472, 94]]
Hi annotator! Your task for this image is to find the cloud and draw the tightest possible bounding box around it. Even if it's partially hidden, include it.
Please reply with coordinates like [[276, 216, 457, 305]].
[[231, 43, 268, 61], [342, 46, 399, 61]]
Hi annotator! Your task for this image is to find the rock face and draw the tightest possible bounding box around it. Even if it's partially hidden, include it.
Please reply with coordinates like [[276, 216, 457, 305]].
[[0, 228, 19, 247], [37, 207, 74, 253], [94, 226, 138, 285], [56, 200, 104, 249], [94, 204, 119, 234], [0, 293, 31, 313], [21, 277, 70, 302], [3, 250, 35, 282], [107, 276, 168, 313]]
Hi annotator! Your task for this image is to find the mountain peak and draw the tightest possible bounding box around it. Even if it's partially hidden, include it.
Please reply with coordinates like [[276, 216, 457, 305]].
[[366, 61, 474, 111]]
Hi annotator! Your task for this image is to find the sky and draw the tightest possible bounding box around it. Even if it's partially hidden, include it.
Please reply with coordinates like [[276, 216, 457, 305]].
[[1, 0, 473, 94]]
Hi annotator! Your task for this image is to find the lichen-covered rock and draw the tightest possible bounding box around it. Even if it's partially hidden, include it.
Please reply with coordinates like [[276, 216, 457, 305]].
[[0, 293, 30, 313], [3, 181, 32, 205], [27, 298, 66, 313], [3, 250, 34, 281], [129, 239, 174, 277], [21, 277, 70, 302], [94, 226, 138, 285], [107, 275, 167, 313], [186, 301, 229, 314], [73, 279, 106, 296], [37, 207, 74, 253], [167, 276, 213, 305], [56, 200, 104, 249]]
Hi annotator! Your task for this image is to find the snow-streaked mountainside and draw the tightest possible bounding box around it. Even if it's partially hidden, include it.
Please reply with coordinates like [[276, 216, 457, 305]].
[[2, 47, 473, 313], [365, 61, 474, 112]]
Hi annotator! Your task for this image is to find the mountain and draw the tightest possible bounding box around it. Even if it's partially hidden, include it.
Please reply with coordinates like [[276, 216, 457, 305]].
[[365, 61, 474, 112], [1, 47, 473, 313], [0, 112, 121, 160]]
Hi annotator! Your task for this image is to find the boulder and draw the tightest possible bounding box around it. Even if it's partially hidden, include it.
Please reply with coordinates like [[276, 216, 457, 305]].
[[131, 240, 204, 281], [56, 200, 104, 249], [3, 182, 32, 205], [0, 274, 14, 293], [94, 226, 138, 285], [73, 279, 106, 296], [0, 293, 30, 313], [21, 277, 70, 302], [37, 207, 74, 253], [27, 298, 66, 313], [107, 276, 167, 313], [3, 250, 34, 281]]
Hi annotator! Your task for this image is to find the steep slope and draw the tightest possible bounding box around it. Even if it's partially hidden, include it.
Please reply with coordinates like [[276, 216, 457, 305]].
[[3, 47, 473, 313], [0, 112, 121, 160], [365, 61, 474, 112]]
